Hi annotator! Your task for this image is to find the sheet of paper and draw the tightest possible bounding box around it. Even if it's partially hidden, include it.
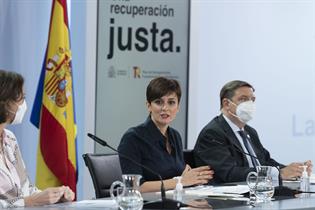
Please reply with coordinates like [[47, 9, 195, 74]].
[[211, 185, 249, 194], [69, 199, 118, 208], [164, 185, 249, 198]]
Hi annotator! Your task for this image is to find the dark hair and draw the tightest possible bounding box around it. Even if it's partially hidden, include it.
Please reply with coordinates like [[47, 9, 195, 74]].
[[146, 77, 181, 103], [0, 70, 24, 124], [220, 80, 254, 109]]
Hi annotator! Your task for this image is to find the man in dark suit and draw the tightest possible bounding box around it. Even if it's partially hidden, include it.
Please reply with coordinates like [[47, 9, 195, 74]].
[[194, 80, 312, 183]]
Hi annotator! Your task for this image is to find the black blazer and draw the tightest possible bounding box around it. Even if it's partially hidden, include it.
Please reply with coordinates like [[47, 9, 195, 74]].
[[194, 114, 284, 183]]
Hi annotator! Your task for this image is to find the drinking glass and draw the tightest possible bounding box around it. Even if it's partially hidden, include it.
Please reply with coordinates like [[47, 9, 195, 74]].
[[110, 174, 143, 210], [247, 166, 275, 203], [246, 172, 257, 206], [255, 176, 274, 202]]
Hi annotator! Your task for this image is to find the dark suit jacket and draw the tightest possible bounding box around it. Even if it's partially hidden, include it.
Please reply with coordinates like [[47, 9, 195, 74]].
[[194, 114, 284, 183]]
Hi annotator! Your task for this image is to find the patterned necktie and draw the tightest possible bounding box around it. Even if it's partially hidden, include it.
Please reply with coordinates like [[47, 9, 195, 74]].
[[238, 130, 259, 167]]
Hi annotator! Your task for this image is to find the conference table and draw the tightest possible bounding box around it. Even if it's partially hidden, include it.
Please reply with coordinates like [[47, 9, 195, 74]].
[[18, 182, 315, 210]]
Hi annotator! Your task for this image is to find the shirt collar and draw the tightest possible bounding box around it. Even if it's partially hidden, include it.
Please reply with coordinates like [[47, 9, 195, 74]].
[[222, 114, 244, 132], [144, 116, 168, 143]]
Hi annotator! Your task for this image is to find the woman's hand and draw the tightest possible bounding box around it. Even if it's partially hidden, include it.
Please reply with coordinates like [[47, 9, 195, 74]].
[[24, 187, 64, 206], [24, 186, 75, 207], [60, 186, 75, 202], [181, 165, 214, 187]]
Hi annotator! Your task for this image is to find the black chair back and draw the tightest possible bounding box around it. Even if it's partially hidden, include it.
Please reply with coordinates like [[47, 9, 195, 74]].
[[183, 149, 196, 168], [82, 153, 122, 198]]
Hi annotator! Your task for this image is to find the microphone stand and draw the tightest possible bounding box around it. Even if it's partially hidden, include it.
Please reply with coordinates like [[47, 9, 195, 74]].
[[209, 139, 298, 197], [87, 133, 187, 209]]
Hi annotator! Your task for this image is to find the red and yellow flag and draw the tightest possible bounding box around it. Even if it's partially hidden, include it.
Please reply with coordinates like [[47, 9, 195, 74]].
[[30, 0, 77, 196]]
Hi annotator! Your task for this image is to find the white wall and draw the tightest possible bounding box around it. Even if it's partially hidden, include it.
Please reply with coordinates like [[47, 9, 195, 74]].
[[82, 0, 97, 200], [188, 0, 315, 165]]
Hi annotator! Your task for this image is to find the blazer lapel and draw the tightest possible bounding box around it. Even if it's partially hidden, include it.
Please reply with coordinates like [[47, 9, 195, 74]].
[[218, 115, 244, 153]]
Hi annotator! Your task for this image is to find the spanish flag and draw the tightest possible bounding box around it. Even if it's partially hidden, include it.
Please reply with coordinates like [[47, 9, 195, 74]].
[[30, 0, 77, 196]]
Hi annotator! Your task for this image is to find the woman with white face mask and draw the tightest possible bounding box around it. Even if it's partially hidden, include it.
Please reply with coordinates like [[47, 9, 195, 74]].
[[0, 70, 74, 208]]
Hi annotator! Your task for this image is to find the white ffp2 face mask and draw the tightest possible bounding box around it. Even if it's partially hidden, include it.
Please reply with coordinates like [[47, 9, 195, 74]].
[[11, 100, 27, 125], [230, 100, 256, 123]]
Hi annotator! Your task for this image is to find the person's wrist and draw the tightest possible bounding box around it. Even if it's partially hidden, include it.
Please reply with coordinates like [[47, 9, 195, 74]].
[[180, 176, 190, 187], [24, 196, 32, 207]]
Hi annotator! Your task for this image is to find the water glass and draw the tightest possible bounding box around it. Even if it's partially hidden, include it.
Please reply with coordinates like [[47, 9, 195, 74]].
[[246, 166, 275, 203], [255, 176, 274, 202], [246, 173, 257, 205], [110, 174, 143, 210]]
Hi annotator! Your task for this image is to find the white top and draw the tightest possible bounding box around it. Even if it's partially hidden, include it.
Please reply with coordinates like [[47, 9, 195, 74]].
[[0, 129, 40, 208]]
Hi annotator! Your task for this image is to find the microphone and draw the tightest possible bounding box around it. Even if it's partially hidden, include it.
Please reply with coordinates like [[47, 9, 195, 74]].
[[87, 133, 187, 209], [209, 139, 284, 187]]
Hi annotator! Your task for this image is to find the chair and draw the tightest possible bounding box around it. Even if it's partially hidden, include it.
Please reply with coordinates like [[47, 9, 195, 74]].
[[183, 149, 196, 168], [82, 153, 122, 198]]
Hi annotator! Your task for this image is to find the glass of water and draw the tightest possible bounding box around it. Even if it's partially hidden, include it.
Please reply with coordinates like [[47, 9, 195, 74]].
[[246, 172, 258, 205], [254, 176, 274, 202]]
